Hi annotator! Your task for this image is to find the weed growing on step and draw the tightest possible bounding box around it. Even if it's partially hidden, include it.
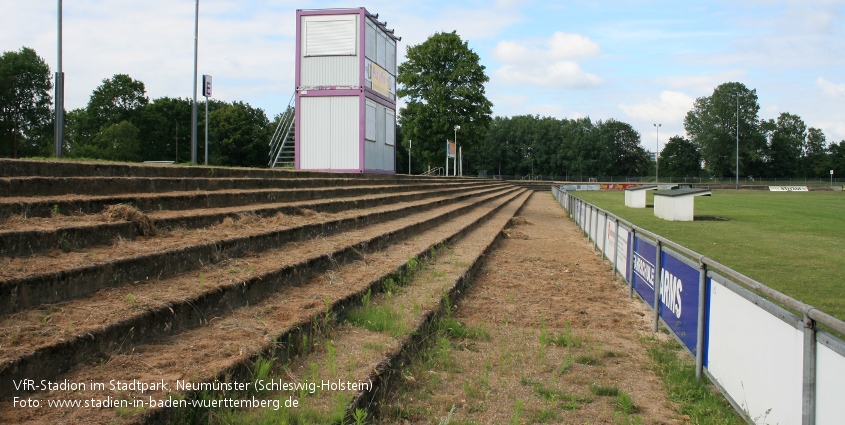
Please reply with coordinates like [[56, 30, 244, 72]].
[[615, 390, 639, 414], [508, 400, 524, 425], [539, 320, 583, 348], [589, 382, 619, 396], [345, 302, 407, 336]]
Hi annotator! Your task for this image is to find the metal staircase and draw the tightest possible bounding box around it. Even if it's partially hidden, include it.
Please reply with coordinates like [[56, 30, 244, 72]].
[[268, 94, 296, 168]]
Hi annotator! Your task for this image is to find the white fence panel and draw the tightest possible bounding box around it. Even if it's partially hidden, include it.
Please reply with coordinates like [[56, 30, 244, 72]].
[[816, 340, 845, 422], [707, 279, 803, 425]]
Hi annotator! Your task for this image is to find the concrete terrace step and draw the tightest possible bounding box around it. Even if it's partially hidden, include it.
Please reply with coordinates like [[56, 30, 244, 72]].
[[0, 186, 519, 315], [0, 182, 509, 257], [0, 189, 528, 424], [0, 181, 498, 219], [0, 176, 494, 198]]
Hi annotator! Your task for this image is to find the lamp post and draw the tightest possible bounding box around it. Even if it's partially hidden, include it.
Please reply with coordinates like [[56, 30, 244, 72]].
[[191, 0, 199, 164], [735, 93, 739, 190], [54, 0, 64, 158], [653, 123, 661, 184], [454, 125, 460, 177]]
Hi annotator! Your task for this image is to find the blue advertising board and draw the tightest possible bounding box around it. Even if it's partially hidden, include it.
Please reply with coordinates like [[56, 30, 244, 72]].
[[630, 236, 700, 353], [631, 236, 657, 305], [658, 251, 700, 353]]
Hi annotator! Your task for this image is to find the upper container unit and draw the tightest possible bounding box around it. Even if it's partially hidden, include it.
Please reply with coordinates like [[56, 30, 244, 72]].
[[295, 8, 400, 174]]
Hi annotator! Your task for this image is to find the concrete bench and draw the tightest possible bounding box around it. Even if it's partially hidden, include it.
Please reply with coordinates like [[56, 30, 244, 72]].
[[624, 185, 657, 208], [653, 188, 712, 221]]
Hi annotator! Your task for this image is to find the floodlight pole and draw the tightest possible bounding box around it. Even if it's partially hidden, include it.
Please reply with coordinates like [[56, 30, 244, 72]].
[[735, 93, 739, 190], [454, 125, 460, 177], [191, 0, 199, 164], [408, 139, 412, 175], [54, 0, 64, 158], [654, 124, 661, 184]]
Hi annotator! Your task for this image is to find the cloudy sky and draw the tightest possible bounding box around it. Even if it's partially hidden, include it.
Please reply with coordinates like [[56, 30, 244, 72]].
[[3, 0, 845, 152]]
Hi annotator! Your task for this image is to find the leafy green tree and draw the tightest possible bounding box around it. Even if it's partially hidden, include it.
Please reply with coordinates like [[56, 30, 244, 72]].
[[69, 74, 149, 160], [86, 74, 148, 131], [766, 112, 806, 177], [658, 135, 702, 177], [597, 119, 649, 176], [209, 101, 270, 167], [0, 47, 53, 158], [804, 127, 828, 178], [72, 120, 142, 161], [684, 82, 766, 178], [828, 141, 845, 180], [398, 31, 493, 170], [135, 97, 195, 162]]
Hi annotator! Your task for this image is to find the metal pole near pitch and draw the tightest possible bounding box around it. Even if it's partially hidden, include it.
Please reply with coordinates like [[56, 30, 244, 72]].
[[654, 123, 661, 183], [202, 75, 211, 165], [653, 240, 663, 333], [831, 169, 834, 186], [54, 0, 64, 158], [408, 139, 411, 175], [696, 260, 707, 380], [628, 228, 636, 298], [735, 93, 739, 190], [191, 0, 199, 164]]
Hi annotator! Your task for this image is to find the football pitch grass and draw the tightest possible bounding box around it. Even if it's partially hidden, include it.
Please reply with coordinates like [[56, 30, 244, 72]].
[[569, 190, 845, 323]]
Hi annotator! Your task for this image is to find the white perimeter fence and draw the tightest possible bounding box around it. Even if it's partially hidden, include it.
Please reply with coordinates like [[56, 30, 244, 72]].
[[552, 187, 845, 425]]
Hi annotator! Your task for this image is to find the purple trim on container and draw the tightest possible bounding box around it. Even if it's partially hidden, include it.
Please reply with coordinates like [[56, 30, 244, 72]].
[[296, 8, 364, 16], [299, 89, 363, 97], [363, 87, 397, 105], [359, 8, 366, 90], [295, 11, 302, 170], [359, 88, 366, 172], [305, 168, 364, 173]]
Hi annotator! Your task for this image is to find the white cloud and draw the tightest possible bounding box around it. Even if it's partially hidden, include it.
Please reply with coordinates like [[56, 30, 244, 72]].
[[493, 31, 600, 64], [491, 32, 602, 89], [619, 90, 695, 123], [495, 62, 602, 89], [817, 77, 845, 99], [657, 71, 748, 96]]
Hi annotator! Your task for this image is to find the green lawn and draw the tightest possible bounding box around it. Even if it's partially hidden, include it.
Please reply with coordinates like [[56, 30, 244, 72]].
[[569, 190, 845, 322]]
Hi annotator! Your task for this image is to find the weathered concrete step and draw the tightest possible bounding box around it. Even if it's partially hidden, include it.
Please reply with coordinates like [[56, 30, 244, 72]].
[[0, 182, 508, 258], [318, 191, 531, 423], [0, 175, 490, 198], [343, 191, 530, 419], [0, 190, 527, 422], [0, 181, 486, 219], [0, 158, 439, 180], [0, 186, 520, 316]]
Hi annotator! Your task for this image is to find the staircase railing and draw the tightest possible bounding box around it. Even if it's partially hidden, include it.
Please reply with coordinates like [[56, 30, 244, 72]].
[[268, 93, 296, 168], [420, 167, 444, 176]]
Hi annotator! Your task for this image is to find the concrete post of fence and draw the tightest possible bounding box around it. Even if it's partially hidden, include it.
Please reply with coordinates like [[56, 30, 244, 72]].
[[613, 218, 620, 278], [653, 240, 662, 333], [802, 313, 816, 425], [696, 260, 707, 380], [628, 228, 636, 299]]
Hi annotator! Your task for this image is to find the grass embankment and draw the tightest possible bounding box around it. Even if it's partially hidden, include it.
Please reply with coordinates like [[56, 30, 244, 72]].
[[573, 190, 845, 321]]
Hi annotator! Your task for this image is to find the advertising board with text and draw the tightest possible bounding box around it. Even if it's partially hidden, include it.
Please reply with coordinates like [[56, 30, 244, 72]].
[[631, 236, 700, 353]]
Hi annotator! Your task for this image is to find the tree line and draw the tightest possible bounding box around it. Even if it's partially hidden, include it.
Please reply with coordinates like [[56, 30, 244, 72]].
[[1, 47, 275, 167], [397, 34, 845, 180], [3, 43, 845, 179]]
